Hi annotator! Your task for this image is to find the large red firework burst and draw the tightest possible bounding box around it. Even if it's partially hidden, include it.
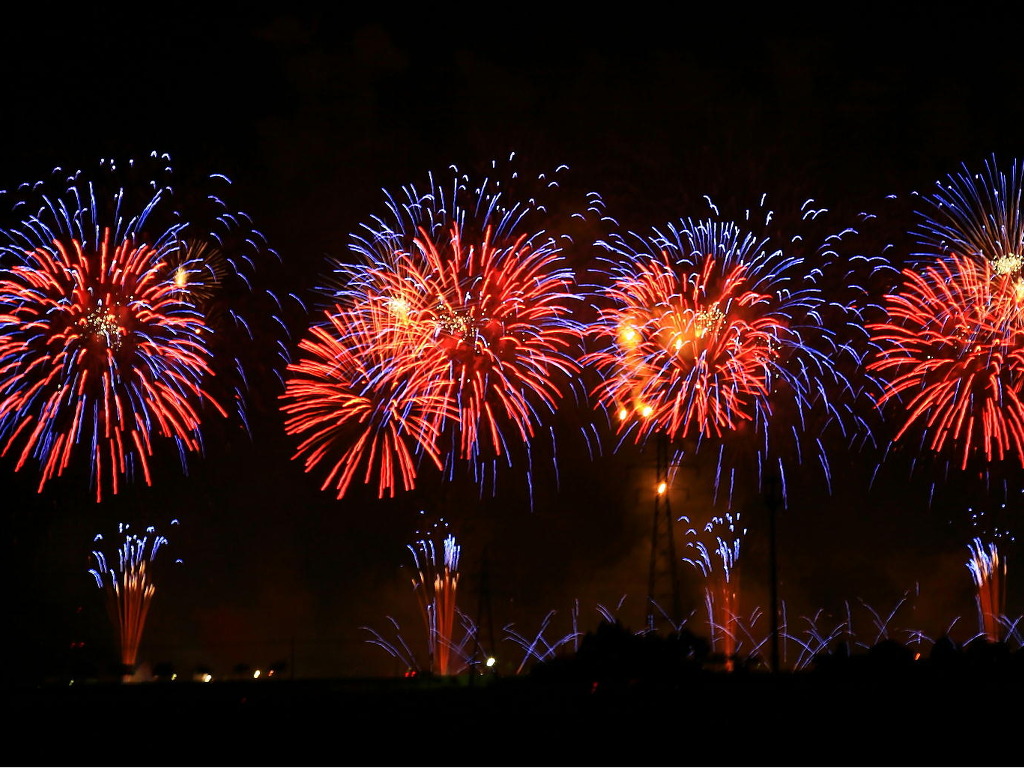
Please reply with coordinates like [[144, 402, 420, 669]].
[[281, 160, 589, 499], [867, 251, 1024, 469], [0, 231, 221, 501], [0, 154, 284, 501]]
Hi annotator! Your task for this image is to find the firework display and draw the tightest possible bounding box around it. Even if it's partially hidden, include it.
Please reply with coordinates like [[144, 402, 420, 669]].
[[88, 521, 177, 677], [961, 497, 1016, 643], [363, 514, 472, 676], [0, 154, 286, 501], [281, 157, 589, 498], [8, 148, 1024, 688]]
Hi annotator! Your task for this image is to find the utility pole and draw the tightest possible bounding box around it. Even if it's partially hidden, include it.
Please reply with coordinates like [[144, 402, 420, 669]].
[[647, 432, 681, 632], [764, 472, 781, 673]]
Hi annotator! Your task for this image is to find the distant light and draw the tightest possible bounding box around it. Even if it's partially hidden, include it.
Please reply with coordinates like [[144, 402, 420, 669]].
[[253, 669, 261, 679], [485, 656, 496, 668], [657, 481, 667, 495]]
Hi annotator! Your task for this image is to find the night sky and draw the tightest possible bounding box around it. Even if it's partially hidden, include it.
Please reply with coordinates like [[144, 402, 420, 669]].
[[4, 8, 1024, 681]]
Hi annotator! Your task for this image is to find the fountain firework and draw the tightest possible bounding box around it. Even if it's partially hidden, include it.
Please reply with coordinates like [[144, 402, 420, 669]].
[[88, 520, 178, 678]]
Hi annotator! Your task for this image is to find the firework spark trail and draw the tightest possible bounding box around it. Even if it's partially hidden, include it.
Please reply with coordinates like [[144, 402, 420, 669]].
[[503, 608, 582, 675], [849, 591, 936, 651], [581, 196, 880, 508], [362, 616, 421, 672], [684, 513, 746, 670], [967, 537, 1007, 642], [361, 609, 481, 676], [282, 156, 594, 499], [781, 609, 849, 670], [0, 153, 286, 501], [1003, 615, 1024, 647], [408, 517, 461, 676], [88, 520, 176, 675], [911, 154, 1024, 270]]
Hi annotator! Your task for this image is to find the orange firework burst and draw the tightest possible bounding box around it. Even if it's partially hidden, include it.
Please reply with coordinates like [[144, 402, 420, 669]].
[[279, 302, 454, 498], [0, 226, 222, 501], [584, 246, 782, 443], [580, 199, 871, 508]]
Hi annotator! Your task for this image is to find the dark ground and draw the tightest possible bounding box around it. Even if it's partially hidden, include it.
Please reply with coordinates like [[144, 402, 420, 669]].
[[12, 656, 1024, 767]]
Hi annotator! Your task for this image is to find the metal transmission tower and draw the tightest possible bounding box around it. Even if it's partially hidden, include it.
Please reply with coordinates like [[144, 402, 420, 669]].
[[646, 432, 682, 631]]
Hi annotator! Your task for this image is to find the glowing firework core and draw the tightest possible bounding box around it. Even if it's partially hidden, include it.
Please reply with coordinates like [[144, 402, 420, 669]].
[[693, 304, 725, 339], [78, 305, 125, 349], [992, 253, 1023, 276], [433, 295, 498, 358]]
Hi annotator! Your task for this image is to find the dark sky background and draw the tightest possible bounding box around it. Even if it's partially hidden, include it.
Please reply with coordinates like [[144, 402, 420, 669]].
[[4, 7, 1024, 680]]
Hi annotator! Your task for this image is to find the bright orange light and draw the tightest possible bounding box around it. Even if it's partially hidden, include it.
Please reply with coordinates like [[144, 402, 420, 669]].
[[388, 296, 411, 322], [617, 323, 640, 349], [173, 266, 189, 289]]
